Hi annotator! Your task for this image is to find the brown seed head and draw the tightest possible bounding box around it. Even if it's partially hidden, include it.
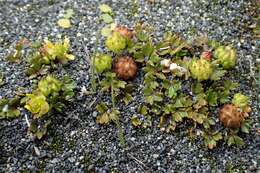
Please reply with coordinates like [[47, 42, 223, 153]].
[[113, 56, 137, 81], [219, 104, 244, 128], [114, 26, 133, 39]]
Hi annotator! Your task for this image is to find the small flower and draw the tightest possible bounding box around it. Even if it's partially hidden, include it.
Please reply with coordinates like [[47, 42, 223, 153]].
[[105, 32, 126, 53], [189, 58, 213, 81], [214, 46, 237, 69], [94, 54, 112, 73], [232, 93, 249, 110]]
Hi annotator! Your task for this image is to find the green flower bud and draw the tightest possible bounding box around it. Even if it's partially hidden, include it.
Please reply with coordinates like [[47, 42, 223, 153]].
[[232, 93, 249, 110], [189, 58, 213, 81], [94, 54, 112, 73], [105, 32, 126, 53], [38, 75, 62, 96], [214, 46, 237, 69]]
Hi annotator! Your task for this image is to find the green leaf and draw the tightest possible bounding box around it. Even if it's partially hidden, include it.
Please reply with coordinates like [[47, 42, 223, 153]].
[[101, 26, 112, 37], [136, 31, 149, 42], [168, 86, 177, 98], [101, 14, 113, 24], [143, 87, 153, 96], [210, 69, 226, 81], [208, 139, 217, 149], [168, 82, 181, 99], [223, 81, 239, 91], [57, 19, 71, 28], [96, 102, 108, 113], [0, 98, 21, 119], [123, 93, 133, 105], [155, 73, 166, 80], [139, 106, 148, 115], [213, 132, 222, 141], [114, 80, 126, 89], [227, 136, 234, 146], [219, 94, 230, 104], [206, 89, 218, 106], [38, 75, 62, 97], [173, 99, 184, 108], [63, 9, 74, 19], [24, 93, 49, 118], [233, 135, 245, 147], [131, 115, 142, 127], [99, 4, 112, 13], [153, 94, 163, 102], [172, 111, 186, 122], [143, 41, 154, 57], [96, 113, 110, 124], [240, 121, 251, 133], [192, 82, 204, 94], [109, 108, 120, 122]]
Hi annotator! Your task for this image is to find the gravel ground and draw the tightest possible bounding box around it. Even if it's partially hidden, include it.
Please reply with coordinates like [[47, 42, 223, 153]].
[[0, 0, 259, 172]]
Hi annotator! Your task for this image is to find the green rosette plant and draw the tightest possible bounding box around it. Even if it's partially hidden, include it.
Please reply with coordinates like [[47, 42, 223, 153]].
[[38, 75, 62, 96], [24, 93, 50, 119], [232, 93, 249, 110], [214, 46, 237, 69], [94, 54, 112, 73], [42, 37, 75, 64], [105, 32, 126, 53], [189, 58, 213, 81]]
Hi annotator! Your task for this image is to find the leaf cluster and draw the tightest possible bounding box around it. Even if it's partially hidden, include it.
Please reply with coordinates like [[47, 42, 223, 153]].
[[21, 75, 75, 139], [23, 75, 75, 118], [91, 5, 252, 149], [99, 4, 115, 37], [6, 38, 29, 63], [26, 37, 75, 76], [96, 102, 120, 125], [0, 97, 21, 120]]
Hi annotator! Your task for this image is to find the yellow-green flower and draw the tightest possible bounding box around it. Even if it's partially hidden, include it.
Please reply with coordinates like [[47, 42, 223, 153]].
[[38, 75, 62, 96], [214, 46, 237, 69], [232, 93, 249, 110], [94, 54, 112, 73], [105, 32, 126, 53], [189, 58, 213, 81], [24, 93, 49, 118]]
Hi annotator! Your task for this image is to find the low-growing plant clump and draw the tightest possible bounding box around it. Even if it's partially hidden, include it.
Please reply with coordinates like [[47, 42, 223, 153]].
[[91, 4, 253, 149], [0, 4, 254, 150], [1, 37, 76, 139]]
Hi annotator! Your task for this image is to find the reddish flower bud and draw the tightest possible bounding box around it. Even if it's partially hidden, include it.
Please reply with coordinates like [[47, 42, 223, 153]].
[[201, 51, 212, 61]]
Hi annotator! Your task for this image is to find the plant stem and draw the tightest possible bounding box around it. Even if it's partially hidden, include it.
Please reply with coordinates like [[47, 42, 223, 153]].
[[90, 10, 102, 93], [111, 83, 125, 147], [111, 83, 115, 108], [90, 56, 96, 92], [115, 118, 125, 147]]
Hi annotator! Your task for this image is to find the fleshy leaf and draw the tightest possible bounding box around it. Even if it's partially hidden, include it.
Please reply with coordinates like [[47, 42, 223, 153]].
[[99, 4, 112, 13], [57, 19, 71, 28], [101, 14, 113, 24]]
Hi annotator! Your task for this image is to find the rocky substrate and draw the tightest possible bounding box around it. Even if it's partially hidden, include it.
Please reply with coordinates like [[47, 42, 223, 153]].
[[0, 0, 259, 172]]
